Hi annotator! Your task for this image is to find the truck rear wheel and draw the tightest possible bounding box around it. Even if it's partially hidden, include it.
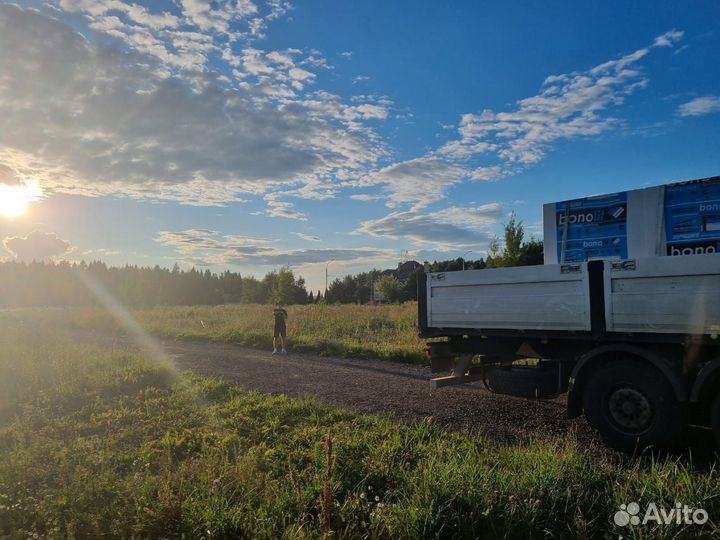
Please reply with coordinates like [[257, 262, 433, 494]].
[[582, 360, 684, 451]]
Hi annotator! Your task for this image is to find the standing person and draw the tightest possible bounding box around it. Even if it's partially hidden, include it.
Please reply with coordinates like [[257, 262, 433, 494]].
[[272, 303, 288, 354]]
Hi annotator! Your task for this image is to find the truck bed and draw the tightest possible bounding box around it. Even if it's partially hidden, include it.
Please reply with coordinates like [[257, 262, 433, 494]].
[[420, 253, 720, 341]]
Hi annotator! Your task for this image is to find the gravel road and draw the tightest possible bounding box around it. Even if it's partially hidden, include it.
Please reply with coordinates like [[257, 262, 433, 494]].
[[161, 340, 602, 447]]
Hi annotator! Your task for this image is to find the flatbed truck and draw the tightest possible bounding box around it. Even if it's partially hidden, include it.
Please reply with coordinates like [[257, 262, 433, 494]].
[[419, 253, 720, 450]]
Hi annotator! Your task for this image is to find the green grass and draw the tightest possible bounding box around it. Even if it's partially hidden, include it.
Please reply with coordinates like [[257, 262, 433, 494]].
[[1, 312, 719, 539], [10, 303, 428, 362]]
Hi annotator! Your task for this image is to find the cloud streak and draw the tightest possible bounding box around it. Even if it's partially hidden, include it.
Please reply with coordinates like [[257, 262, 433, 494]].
[[677, 96, 720, 117], [356, 204, 502, 249], [156, 228, 393, 266], [439, 30, 684, 168], [292, 232, 322, 242]]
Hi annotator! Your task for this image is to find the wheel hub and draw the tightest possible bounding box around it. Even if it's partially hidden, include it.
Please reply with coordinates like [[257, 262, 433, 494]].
[[608, 387, 653, 433]]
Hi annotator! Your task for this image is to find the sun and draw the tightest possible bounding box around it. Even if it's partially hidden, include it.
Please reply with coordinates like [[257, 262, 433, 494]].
[[0, 182, 43, 218]]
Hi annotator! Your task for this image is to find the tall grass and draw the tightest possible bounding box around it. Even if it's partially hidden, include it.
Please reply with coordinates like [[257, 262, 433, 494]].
[[140, 304, 425, 362], [1, 313, 719, 539], [9, 303, 427, 362]]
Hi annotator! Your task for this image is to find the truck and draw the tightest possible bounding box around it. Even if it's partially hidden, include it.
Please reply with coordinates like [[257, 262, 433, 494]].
[[420, 176, 720, 451]]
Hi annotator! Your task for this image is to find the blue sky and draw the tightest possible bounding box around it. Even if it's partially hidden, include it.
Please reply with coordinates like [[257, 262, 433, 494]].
[[0, 0, 718, 291]]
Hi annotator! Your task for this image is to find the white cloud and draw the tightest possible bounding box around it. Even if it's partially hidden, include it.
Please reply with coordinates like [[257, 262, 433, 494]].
[[349, 194, 382, 202], [677, 96, 720, 117], [349, 158, 469, 210], [430, 203, 503, 227], [289, 67, 315, 81], [469, 166, 504, 181], [0, 5, 388, 206], [264, 195, 308, 221], [653, 29, 684, 48], [292, 232, 322, 242], [350, 103, 388, 120], [156, 229, 273, 255], [439, 30, 684, 168], [61, 0, 180, 30], [179, 0, 258, 34], [297, 92, 391, 125], [356, 204, 502, 249], [439, 140, 497, 159], [60, 0, 218, 71], [156, 228, 392, 266], [3, 231, 72, 262]]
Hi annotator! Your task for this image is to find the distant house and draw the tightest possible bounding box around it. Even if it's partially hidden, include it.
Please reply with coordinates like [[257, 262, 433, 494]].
[[378, 260, 421, 283], [395, 260, 422, 283], [372, 260, 422, 303]]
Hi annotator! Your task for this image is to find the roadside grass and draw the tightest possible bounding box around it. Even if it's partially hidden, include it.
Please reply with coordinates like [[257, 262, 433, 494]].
[[140, 304, 425, 362], [1, 314, 719, 539], [6, 303, 427, 362]]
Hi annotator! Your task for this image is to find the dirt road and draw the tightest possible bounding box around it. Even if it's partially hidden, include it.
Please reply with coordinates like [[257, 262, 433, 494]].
[[161, 339, 601, 447]]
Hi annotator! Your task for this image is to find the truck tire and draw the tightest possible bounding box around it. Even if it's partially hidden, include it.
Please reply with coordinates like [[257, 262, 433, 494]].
[[582, 360, 684, 451], [710, 393, 720, 449], [486, 364, 561, 399]]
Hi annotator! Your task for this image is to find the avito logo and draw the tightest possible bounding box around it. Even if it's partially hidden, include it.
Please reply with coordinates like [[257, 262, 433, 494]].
[[614, 501, 709, 527]]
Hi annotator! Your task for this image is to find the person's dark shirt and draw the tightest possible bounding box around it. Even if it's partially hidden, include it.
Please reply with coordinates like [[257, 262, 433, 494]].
[[273, 307, 287, 326]]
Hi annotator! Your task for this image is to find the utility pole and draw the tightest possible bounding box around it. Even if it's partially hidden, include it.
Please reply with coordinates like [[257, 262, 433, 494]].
[[325, 260, 334, 296], [462, 250, 473, 271]]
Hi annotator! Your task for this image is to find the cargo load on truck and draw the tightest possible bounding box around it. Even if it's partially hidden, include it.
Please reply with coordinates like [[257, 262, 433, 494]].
[[543, 175, 720, 264]]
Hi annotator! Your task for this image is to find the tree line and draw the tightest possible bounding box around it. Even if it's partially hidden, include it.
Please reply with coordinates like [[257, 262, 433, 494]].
[[0, 261, 314, 308], [0, 214, 542, 307]]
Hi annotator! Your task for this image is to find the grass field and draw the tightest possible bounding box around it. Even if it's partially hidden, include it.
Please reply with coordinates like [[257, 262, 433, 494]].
[[1, 310, 719, 539], [28, 303, 427, 362]]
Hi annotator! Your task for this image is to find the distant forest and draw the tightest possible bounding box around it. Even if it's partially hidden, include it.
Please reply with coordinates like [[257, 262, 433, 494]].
[[0, 215, 542, 307]]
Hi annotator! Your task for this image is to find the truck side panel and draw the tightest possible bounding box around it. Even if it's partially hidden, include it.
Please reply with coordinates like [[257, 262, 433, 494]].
[[427, 264, 591, 331], [605, 254, 720, 334]]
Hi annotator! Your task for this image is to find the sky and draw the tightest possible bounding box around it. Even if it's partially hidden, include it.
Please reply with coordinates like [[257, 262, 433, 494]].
[[0, 0, 718, 292]]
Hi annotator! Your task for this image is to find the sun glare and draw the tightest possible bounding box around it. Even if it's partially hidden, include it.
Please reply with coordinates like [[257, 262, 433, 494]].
[[0, 183, 43, 218]]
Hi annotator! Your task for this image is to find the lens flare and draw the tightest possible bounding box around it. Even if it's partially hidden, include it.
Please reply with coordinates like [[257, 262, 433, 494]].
[[0, 182, 43, 218], [73, 269, 170, 363]]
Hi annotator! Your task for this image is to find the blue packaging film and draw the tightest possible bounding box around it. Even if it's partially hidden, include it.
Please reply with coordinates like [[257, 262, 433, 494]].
[[664, 176, 720, 256], [555, 192, 628, 263]]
